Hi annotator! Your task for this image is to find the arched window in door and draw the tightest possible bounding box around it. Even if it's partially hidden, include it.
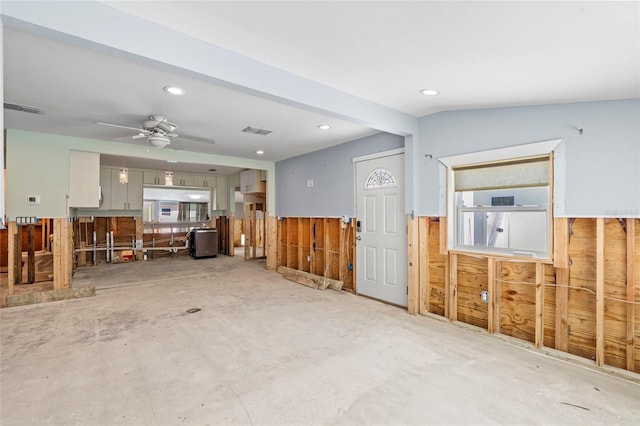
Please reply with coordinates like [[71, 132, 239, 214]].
[[365, 168, 396, 189]]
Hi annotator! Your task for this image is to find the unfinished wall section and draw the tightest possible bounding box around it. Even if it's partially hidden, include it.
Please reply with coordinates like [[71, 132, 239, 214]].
[[413, 216, 640, 374], [277, 217, 355, 292]]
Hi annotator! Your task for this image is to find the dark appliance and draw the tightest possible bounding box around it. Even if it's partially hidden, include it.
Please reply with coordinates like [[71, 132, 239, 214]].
[[190, 228, 218, 259]]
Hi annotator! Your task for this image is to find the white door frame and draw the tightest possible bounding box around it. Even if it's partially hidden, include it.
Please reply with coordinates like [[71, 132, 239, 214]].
[[352, 148, 407, 306]]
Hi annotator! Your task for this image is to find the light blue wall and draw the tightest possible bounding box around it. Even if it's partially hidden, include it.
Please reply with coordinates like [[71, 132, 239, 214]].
[[417, 99, 640, 217], [276, 132, 404, 217]]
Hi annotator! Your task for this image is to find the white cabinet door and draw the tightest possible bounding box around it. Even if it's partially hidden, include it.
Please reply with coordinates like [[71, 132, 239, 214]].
[[127, 170, 143, 210], [214, 175, 228, 210], [99, 167, 112, 210], [69, 151, 100, 207], [198, 175, 216, 188], [143, 171, 163, 185], [110, 168, 128, 210], [173, 173, 195, 187], [240, 169, 266, 193], [110, 168, 143, 210]]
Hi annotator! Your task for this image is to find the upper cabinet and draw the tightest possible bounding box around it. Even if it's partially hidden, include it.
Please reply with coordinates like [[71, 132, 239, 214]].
[[98, 167, 143, 211], [69, 151, 100, 208], [143, 170, 217, 188], [214, 175, 228, 210], [111, 169, 143, 210], [143, 171, 164, 185], [240, 169, 266, 194], [173, 173, 195, 187]]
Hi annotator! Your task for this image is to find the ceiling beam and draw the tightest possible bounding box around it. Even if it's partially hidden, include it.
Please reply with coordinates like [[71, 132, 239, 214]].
[[0, 0, 418, 136]]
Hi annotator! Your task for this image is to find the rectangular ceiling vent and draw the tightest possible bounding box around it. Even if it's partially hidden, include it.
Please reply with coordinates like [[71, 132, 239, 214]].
[[4, 102, 45, 115], [242, 126, 272, 136]]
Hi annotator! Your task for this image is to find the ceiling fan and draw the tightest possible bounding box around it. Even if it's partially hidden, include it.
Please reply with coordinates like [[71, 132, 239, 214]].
[[96, 115, 179, 148]]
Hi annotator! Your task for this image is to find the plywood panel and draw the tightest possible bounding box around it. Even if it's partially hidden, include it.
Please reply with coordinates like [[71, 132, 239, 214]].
[[567, 218, 597, 361], [634, 219, 640, 373], [428, 219, 446, 316], [499, 262, 536, 343], [603, 219, 628, 369], [456, 255, 488, 329]]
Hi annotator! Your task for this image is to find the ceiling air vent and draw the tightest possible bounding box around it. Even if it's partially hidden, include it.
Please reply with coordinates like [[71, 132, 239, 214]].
[[4, 102, 45, 115], [242, 126, 272, 136]]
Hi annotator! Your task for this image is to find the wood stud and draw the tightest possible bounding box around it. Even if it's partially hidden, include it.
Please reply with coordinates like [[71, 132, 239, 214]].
[[596, 217, 605, 366], [626, 218, 635, 371]]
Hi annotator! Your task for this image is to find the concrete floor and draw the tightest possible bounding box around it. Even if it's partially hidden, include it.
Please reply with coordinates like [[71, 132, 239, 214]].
[[1, 255, 639, 426]]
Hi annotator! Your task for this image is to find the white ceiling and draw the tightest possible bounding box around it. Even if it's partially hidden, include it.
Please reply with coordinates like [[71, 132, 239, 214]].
[[3, 1, 639, 174]]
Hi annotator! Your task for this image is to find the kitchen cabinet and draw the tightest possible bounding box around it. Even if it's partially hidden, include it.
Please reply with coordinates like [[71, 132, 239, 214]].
[[110, 168, 142, 210], [143, 171, 165, 185], [173, 173, 195, 187], [68, 151, 100, 208], [240, 169, 266, 194], [195, 175, 216, 188], [98, 167, 112, 211], [214, 175, 228, 210]]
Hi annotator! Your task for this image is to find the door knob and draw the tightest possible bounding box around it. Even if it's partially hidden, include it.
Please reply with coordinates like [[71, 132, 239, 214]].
[[356, 236, 362, 241]]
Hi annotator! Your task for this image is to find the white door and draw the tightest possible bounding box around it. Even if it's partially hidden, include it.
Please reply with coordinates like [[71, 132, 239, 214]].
[[355, 153, 407, 306]]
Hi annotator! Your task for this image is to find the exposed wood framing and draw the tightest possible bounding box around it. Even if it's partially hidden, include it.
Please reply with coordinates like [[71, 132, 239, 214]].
[[535, 262, 545, 348], [135, 216, 144, 261], [7, 222, 18, 295], [418, 217, 429, 314], [555, 267, 570, 352], [53, 218, 72, 290], [439, 217, 447, 256], [487, 257, 497, 333], [449, 253, 458, 321], [626, 218, 636, 371], [277, 217, 354, 293], [554, 217, 570, 268], [27, 224, 35, 283], [596, 217, 605, 366], [412, 216, 638, 373], [407, 216, 419, 314], [266, 215, 277, 270]]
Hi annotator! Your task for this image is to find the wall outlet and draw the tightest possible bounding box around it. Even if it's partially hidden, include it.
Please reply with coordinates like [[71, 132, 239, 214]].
[[306, 179, 314, 188]]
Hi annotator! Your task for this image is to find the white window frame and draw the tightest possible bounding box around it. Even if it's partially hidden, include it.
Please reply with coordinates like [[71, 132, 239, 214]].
[[440, 139, 563, 262]]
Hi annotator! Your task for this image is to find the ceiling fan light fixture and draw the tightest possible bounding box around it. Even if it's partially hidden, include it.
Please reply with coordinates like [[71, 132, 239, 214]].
[[148, 135, 170, 148], [163, 86, 185, 95], [419, 88, 440, 96]]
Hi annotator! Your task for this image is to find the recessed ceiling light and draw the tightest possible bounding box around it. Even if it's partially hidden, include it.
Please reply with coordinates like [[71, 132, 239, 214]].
[[256, 150, 265, 155], [163, 86, 185, 95], [317, 124, 331, 130], [419, 89, 439, 96], [166, 160, 178, 163]]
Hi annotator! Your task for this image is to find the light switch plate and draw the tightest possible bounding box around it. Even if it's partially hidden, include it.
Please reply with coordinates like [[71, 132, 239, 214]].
[[307, 179, 314, 187]]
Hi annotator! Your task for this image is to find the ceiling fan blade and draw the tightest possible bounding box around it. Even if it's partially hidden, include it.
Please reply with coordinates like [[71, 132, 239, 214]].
[[96, 122, 147, 132], [114, 132, 150, 141]]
